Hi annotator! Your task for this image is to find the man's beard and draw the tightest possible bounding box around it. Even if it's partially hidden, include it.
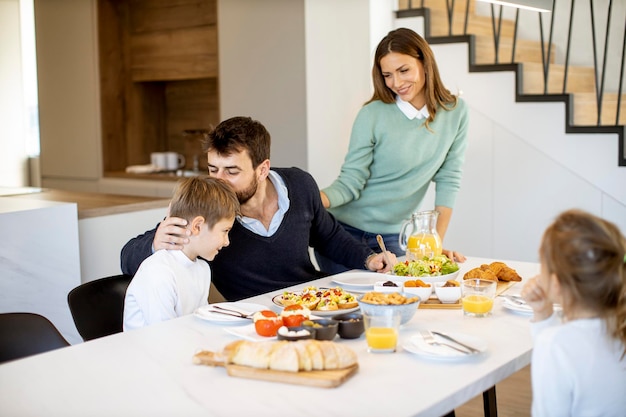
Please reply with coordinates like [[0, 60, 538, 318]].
[[236, 175, 258, 204]]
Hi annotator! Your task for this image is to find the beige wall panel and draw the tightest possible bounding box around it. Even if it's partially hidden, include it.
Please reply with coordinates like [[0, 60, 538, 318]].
[[35, 0, 101, 180]]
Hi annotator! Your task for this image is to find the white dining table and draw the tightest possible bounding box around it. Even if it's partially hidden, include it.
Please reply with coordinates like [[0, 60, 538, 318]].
[[0, 257, 538, 417]]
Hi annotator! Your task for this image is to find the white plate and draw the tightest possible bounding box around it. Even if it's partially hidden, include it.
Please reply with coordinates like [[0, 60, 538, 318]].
[[501, 298, 562, 315], [223, 323, 277, 342], [331, 271, 390, 289], [271, 294, 359, 317], [403, 331, 487, 360], [193, 302, 268, 325], [501, 298, 533, 314]]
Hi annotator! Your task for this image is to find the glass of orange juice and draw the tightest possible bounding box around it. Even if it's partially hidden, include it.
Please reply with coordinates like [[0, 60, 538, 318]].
[[363, 311, 401, 353], [461, 279, 497, 317]]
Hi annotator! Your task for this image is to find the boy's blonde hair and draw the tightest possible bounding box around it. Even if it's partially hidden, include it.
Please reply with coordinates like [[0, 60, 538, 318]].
[[169, 177, 240, 228]]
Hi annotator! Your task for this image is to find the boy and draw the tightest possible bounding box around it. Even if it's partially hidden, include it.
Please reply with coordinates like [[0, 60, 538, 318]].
[[123, 177, 239, 330]]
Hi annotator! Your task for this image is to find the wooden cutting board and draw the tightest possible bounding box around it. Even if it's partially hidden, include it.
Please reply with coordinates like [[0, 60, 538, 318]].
[[224, 364, 358, 388], [419, 280, 518, 309], [194, 349, 358, 388]]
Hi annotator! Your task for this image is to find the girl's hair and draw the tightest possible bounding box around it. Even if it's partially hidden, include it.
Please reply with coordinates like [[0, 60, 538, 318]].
[[540, 209, 626, 356], [368, 27, 457, 128], [202, 116, 271, 169], [169, 177, 240, 228]]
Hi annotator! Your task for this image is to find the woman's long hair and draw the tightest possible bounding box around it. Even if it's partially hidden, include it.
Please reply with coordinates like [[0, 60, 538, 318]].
[[368, 27, 457, 129]]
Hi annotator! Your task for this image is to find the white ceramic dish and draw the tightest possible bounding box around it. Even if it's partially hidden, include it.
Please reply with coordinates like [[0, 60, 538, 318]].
[[330, 271, 390, 290], [403, 284, 433, 303], [390, 270, 460, 284], [223, 324, 277, 342], [403, 331, 487, 360], [501, 298, 533, 314], [373, 280, 404, 293], [500, 297, 562, 315], [194, 302, 268, 325], [434, 282, 462, 304], [271, 294, 359, 317]]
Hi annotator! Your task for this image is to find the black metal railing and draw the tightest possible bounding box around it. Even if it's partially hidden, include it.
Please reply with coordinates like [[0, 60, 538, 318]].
[[398, 0, 625, 166]]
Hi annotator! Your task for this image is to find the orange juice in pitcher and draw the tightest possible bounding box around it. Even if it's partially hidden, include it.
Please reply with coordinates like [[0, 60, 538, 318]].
[[407, 233, 442, 258], [399, 210, 442, 260]]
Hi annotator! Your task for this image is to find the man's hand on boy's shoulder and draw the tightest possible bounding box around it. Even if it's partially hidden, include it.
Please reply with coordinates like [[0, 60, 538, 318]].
[[153, 217, 190, 251]]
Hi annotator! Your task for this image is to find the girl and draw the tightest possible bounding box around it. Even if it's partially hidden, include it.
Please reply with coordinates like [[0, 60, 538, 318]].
[[522, 209, 626, 416]]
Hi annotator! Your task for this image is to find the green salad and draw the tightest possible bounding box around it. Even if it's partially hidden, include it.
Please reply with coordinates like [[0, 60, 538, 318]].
[[392, 254, 460, 277]]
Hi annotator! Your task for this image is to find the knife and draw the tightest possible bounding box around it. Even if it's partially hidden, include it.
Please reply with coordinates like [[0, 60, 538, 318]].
[[431, 331, 481, 354], [207, 309, 253, 319]]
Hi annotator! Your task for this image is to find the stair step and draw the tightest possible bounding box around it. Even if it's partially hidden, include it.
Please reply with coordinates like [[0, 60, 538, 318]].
[[522, 63, 595, 94], [398, 0, 623, 130], [427, 9, 515, 38], [572, 92, 626, 126], [475, 36, 554, 64]]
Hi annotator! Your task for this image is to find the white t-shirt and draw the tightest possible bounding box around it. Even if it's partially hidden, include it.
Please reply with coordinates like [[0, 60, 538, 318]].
[[531, 314, 626, 417], [123, 250, 211, 330]]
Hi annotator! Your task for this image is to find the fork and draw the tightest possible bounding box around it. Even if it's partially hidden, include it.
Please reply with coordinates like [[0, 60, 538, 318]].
[[211, 305, 254, 319], [420, 330, 470, 354]]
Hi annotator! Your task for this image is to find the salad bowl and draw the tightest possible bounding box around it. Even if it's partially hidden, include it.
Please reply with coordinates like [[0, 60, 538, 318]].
[[390, 255, 460, 284]]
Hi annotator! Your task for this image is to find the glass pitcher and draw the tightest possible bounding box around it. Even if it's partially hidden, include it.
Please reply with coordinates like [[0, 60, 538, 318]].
[[398, 210, 442, 260]]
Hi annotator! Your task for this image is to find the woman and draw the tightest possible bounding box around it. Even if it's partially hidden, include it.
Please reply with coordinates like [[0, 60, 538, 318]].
[[318, 28, 469, 273]]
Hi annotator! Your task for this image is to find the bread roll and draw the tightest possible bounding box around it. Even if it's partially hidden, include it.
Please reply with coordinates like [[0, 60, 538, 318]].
[[195, 340, 357, 372]]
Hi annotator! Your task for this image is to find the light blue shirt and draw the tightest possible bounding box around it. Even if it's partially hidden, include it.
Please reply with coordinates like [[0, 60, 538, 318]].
[[238, 170, 290, 236]]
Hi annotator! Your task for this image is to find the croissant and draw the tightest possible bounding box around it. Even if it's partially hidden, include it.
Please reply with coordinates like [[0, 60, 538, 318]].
[[487, 262, 522, 281], [193, 340, 357, 373], [463, 267, 498, 281]]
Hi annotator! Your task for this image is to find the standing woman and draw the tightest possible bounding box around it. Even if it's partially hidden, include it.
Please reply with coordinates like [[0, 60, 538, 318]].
[[318, 27, 468, 273]]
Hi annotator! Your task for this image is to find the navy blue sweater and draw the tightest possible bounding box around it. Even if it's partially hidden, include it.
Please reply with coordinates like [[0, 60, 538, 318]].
[[120, 168, 373, 301]]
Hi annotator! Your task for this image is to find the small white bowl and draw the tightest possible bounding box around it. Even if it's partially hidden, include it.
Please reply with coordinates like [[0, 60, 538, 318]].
[[403, 284, 433, 303], [374, 280, 404, 293], [434, 282, 462, 304]]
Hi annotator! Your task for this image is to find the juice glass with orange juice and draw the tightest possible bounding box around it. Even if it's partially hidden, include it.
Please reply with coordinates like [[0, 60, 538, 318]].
[[363, 311, 401, 353], [461, 279, 497, 317]]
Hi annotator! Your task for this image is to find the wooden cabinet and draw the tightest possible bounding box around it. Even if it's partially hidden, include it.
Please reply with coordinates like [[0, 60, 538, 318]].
[[98, 0, 218, 174]]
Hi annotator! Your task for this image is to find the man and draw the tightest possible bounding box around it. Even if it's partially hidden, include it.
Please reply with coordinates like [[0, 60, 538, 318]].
[[121, 116, 395, 301]]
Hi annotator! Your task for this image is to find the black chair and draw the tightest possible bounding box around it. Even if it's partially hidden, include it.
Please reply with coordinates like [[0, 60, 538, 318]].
[[0, 312, 70, 364], [67, 274, 133, 341]]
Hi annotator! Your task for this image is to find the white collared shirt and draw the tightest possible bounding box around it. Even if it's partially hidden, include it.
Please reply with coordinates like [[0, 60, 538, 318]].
[[395, 95, 430, 120], [238, 170, 290, 237]]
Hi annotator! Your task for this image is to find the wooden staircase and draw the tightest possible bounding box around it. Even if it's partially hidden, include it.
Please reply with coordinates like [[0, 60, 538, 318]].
[[397, 0, 625, 166]]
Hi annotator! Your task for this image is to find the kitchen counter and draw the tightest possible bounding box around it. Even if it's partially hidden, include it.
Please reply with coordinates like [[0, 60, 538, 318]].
[[1, 189, 171, 343], [7, 189, 170, 219]]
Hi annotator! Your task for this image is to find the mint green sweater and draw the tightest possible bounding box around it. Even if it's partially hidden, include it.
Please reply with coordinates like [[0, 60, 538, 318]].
[[323, 98, 469, 234]]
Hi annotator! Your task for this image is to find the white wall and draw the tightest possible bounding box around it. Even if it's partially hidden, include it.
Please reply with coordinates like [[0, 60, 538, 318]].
[[0, 0, 29, 186], [306, 0, 401, 188], [218, 0, 308, 170], [79, 206, 169, 283]]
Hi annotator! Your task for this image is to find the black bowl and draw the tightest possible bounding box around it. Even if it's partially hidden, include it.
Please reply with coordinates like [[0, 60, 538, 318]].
[[332, 312, 364, 339], [302, 319, 338, 340], [276, 325, 315, 341]]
